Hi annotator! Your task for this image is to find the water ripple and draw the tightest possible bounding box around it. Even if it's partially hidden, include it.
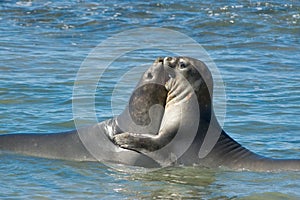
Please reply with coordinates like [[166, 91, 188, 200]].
[[0, 0, 299, 199]]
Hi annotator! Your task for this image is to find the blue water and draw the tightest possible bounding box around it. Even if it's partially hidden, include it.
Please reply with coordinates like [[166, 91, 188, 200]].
[[1, 0, 300, 199]]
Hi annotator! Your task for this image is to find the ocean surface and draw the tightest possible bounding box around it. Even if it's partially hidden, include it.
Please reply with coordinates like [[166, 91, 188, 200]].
[[1, 0, 299, 199]]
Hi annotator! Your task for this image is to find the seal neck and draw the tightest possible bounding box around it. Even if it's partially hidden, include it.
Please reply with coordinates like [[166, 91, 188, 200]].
[[165, 77, 194, 105], [165, 74, 213, 122]]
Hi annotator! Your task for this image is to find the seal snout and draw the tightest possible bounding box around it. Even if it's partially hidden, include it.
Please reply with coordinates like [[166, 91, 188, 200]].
[[162, 57, 177, 81], [154, 57, 164, 67], [157, 57, 164, 63], [163, 57, 177, 68]]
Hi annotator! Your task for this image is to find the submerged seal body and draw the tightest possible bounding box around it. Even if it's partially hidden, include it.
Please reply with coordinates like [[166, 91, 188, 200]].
[[114, 57, 300, 171], [0, 58, 168, 167]]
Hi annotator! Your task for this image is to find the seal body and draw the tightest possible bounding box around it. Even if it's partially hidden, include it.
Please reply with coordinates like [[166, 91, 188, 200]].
[[114, 57, 300, 171], [1, 57, 299, 171], [0, 58, 168, 167]]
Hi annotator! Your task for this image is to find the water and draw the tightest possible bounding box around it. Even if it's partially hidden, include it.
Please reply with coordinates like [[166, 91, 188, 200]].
[[1, 0, 299, 199]]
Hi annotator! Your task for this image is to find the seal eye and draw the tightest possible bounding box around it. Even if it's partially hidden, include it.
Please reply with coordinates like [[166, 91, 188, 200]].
[[146, 72, 153, 79]]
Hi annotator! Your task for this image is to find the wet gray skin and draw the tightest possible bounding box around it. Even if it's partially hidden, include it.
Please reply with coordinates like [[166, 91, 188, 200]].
[[1, 56, 299, 171], [114, 56, 300, 172], [0, 58, 168, 168]]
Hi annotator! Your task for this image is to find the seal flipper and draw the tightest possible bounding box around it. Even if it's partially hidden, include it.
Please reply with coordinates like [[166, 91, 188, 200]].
[[113, 132, 163, 152], [0, 124, 161, 168], [0, 130, 96, 161], [206, 130, 300, 171]]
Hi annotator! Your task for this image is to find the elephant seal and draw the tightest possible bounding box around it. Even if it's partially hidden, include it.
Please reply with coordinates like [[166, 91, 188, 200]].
[[114, 56, 300, 171], [0, 58, 168, 168], [113, 56, 205, 165], [1, 56, 299, 171]]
